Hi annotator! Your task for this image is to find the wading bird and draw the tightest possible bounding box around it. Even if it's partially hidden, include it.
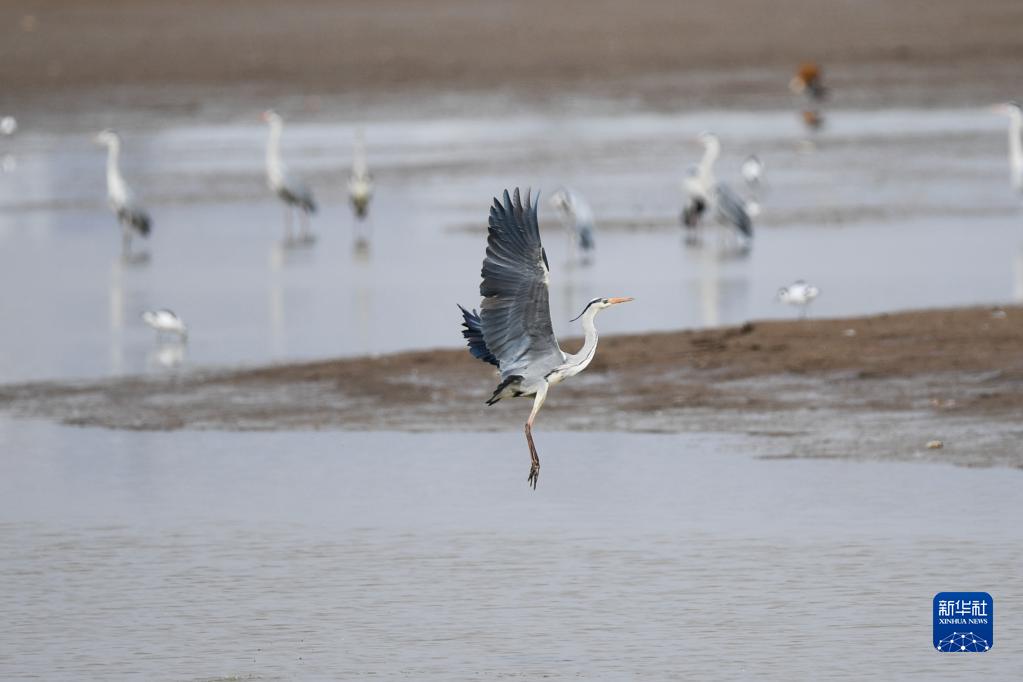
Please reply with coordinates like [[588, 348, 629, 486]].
[[458, 189, 633, 489], [550, 187, 596, 260], [777, 280, 820, 318], [740, 154, 765, 217], [141, 309, 188, 339], [0, 116, 16, 136], [95, 130, 151, 260], [682, 133, 753, 246], [789, 62, 827, 130], [262, 110, 317, 244], [348, 129, 374, 220], [991, 101, 1022, 193]]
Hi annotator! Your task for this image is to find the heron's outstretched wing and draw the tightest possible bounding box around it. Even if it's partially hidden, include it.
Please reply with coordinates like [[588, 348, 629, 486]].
[[714, 183, 752, 238], [479, 188, 564, 381]]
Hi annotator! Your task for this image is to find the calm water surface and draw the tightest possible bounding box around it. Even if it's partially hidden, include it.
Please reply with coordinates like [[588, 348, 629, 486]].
[[0, 107, 1021, 383], [1, 419, 1020, 679]]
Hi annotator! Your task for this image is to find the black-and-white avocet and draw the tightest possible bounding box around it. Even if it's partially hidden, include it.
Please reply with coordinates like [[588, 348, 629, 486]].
[[458, 189, 633, 489], [777, 280, 820, 318], [141, 309, 188, 340]]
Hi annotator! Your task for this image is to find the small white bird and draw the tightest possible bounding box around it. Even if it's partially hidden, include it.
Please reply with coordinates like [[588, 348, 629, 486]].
[[777, 280, 820, 318], [0, 116, 17, 136], [141, 309, 188, 339], [741, 155, 764, 187], [261, 109, 317, 244], [95, 129, 152, 260], [348, 128, 374, 220]]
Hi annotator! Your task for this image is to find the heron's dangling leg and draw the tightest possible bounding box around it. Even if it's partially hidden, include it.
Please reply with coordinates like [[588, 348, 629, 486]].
[[524, 382, 549, 490]]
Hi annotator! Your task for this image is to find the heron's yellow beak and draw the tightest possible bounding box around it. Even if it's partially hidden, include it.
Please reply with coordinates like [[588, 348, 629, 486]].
[[608, 297, 634, 305]]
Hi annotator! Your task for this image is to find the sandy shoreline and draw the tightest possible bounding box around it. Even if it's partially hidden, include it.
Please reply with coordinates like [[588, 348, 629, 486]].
[[2, 305, 1021, 468]]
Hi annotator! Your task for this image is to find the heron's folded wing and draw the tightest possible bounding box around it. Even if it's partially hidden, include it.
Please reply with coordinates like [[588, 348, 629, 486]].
[[479, 188, 564, 380], [714, 183, 753, 238]]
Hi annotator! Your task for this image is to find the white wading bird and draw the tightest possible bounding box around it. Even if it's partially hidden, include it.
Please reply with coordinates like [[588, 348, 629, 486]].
[[777, 280, 820, 318], [141, 309, 188, 339], [550, 187, 596, 260], [991, 101, 1022, 194], [458, 189, 633, 489], [0, 116, 16, 136], [261, 110, 317, 244], [348, 129, 374, 220], [95, 130, 152, 260], [682, 133, 753, 245]]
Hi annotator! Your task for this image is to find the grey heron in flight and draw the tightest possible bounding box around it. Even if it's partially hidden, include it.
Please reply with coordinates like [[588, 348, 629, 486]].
[[550, 186, 596, 260], [95, 129, 151, 261], [348, 128, 374, 220], [262, 110, 317, 244], [991, 101, 1022, 194], [459, 189, 633, 489], [682, 133, 753, 246], [777, 280, 820, 318]]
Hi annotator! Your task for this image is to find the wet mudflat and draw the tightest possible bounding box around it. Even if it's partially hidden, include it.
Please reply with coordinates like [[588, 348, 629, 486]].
[[1, 422, 1020, 680]]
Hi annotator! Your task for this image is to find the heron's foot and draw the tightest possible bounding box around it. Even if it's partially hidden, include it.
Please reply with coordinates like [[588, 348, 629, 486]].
[[527, 462, 539, 490]]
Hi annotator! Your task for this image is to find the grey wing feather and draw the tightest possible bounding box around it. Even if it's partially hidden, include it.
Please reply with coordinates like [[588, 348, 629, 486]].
[[279, 172, 317, 213], [479, 188, 564, 382], [714, 183, 752, 238]]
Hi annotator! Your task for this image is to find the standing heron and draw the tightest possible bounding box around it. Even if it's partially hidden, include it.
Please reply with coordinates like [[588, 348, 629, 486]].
[[95, 130, 151, 261], [682, 133, 753, 246], [777, 280, 820, 318], [262, 110, 317, 244], [550, 187, 596, 260], [458, 189, 633, 489], [991, 101, 1022, 193], [348, 128, 374, 220]]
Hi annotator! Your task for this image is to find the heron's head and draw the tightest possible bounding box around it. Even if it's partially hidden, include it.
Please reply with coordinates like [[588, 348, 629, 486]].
[[94, 129, 119, 147], [776, 287, 790, 301], [571, 296, 634, 321], [261, 109, 282, 125], [696, 131, 719, 149]]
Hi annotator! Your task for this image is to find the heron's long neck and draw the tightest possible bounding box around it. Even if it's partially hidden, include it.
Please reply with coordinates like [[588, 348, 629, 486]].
[[105, 141, 124, 193], [699, 142, 719, 180], [564, 308, 600, 376], [103, 141, 126, 200], [266, 121, 283, 179], [1009, 113, 1022, 188]]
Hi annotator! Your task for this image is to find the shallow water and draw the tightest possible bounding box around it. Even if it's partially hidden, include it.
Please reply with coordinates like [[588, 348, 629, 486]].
[[0, 419, 1020, 679], [1, 106, 1021, 383]]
